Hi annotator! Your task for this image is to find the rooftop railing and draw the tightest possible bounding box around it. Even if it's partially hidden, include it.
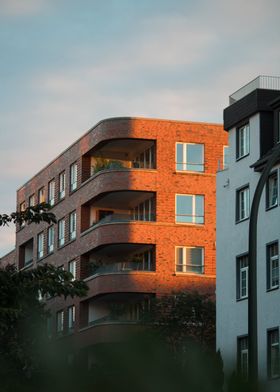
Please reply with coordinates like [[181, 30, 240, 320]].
[[229, 75, 280, 105]]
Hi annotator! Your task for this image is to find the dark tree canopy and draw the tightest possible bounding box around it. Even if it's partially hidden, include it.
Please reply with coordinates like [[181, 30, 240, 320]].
[[0, 202, 56, 227]]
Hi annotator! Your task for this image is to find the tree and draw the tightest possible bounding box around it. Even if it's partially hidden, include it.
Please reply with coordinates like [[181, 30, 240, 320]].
[[147, 291, 216, 351], [0, 202, 56, 227], [0, 203, 88, 387]]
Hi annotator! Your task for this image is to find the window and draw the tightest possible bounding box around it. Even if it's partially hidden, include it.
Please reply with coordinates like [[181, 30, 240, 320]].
[[237, 254, 248, 300], [267, 242, 279, 290], [38, 187, 45, 203], [37, 232, 44, 259], [29, 194, 35, 207], [266, 171, 278, 209], [236, 186, 250, 222], [70, 162, 78, 192], [19, 201, 26, 227], [176, 246, 204, 274], [176, 143, 204, 172], [133, 145, 155, 169], [58, 218, 65, 247], [47, 226, 55, 254], [69, 211, 77, 240], [48, 179, 55, 206], [223, 146, 229, 169], [56, 310, 64, 334], [268, 329, 280, 378], [132, 198, 155, 221], [237, 336, 248, 379], [236, 123, 249, 159], [68, 260, 77, 280], [176, 194, 204, 224], [68, 306, 75, 330], [59, 171, 65, 199]]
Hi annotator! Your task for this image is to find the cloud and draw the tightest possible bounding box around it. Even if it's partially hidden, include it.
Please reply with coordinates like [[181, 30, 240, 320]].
[[0, 0, 47, 16]]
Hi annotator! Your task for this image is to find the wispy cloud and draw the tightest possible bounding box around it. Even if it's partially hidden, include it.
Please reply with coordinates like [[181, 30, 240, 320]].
[[0, 0, 47, 16]]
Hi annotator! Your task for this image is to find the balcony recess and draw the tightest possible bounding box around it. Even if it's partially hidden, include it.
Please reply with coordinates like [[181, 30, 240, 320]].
[[81, 139, 156, 182]]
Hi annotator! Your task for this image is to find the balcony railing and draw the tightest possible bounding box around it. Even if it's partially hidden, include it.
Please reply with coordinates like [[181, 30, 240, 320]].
[[92, 212, 155, 227], [229, 75, 280, 104], [87, 260, 155, 277], [91, 159, 155, 176]]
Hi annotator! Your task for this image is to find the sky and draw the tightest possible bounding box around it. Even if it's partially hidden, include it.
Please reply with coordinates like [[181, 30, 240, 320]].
[[0, 0, 280, 256]]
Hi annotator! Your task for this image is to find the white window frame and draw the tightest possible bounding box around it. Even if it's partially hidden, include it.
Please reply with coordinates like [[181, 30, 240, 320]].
[[266, 171, 278, 209], [70, 162, 78, 192], [56, 310, 64, 333], [237, 124, 250, 159], [68, 260, 77, 280], [29, 194, 35, 207], [223, 145, 229, 169], [47, 226, 55, 254], [238, 336, 248, 379], [48, 179, 55, 206], [176, 142, 204, 172], [267, 242, 279, 290], [38, 187, 45, 204], [268, 329, 280, 379], [59, 171, 66, 199], [237, 254, 248, 300], [175, 246, 204, 274], [69, 211, 77, 240], [37, 232, 44, 259], [68, 305, 75, 330], [175, 194, 204, 224], [236, 186, 250, 222], [58, 218, 65, 247]]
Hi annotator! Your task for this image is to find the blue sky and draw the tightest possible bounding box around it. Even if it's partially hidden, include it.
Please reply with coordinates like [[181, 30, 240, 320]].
[[0, 0, 280, 256]]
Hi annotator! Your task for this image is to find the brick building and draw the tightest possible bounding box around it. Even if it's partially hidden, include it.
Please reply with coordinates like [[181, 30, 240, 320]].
[[1, 117, 227, 349]]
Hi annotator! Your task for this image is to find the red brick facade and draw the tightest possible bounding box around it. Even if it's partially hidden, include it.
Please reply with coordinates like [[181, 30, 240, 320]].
[[13, 117, 227, 346]]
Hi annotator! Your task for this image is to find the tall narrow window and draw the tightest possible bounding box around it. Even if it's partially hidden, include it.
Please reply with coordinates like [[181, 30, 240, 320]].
[[68, 305, 75, 330], [56, 310, 64, 334], [69, 211, 77, 240], [38, 187, 45, 203], [176, 143, 204, 172], [68, 260, 77, 280], [236, 124, 250, 159], [37, 232, 44, 259], [176, 246, 204, 274], [48, 179, 55, 206], [267, 242, 279, 290], [59, 171, 65, 200], [268, 329, 280, 378], [266, 171, 278, 209], [47, 226, 55, 254], [236, 186, 250, 222], [29, 194, 35, 207], [19, 201, 26, 227], [58, 218, 65, 247], [237, 254, 248, 300], [176, 194, 204, 224], [223, 146, 229, 169], [237, 336, 248, 379], [70, 163, 78, 192]]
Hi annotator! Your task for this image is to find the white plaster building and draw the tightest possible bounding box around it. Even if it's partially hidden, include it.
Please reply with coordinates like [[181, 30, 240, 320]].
[[216, 76, 280, 389]]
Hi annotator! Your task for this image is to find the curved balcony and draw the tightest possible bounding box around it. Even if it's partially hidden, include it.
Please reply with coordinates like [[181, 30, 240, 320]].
[[81, 190, 156, 233], [81, 138, 156, 183]]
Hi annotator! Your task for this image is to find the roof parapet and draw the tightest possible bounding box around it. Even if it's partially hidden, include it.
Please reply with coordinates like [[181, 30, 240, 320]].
[[229, 76, 280, 105]]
